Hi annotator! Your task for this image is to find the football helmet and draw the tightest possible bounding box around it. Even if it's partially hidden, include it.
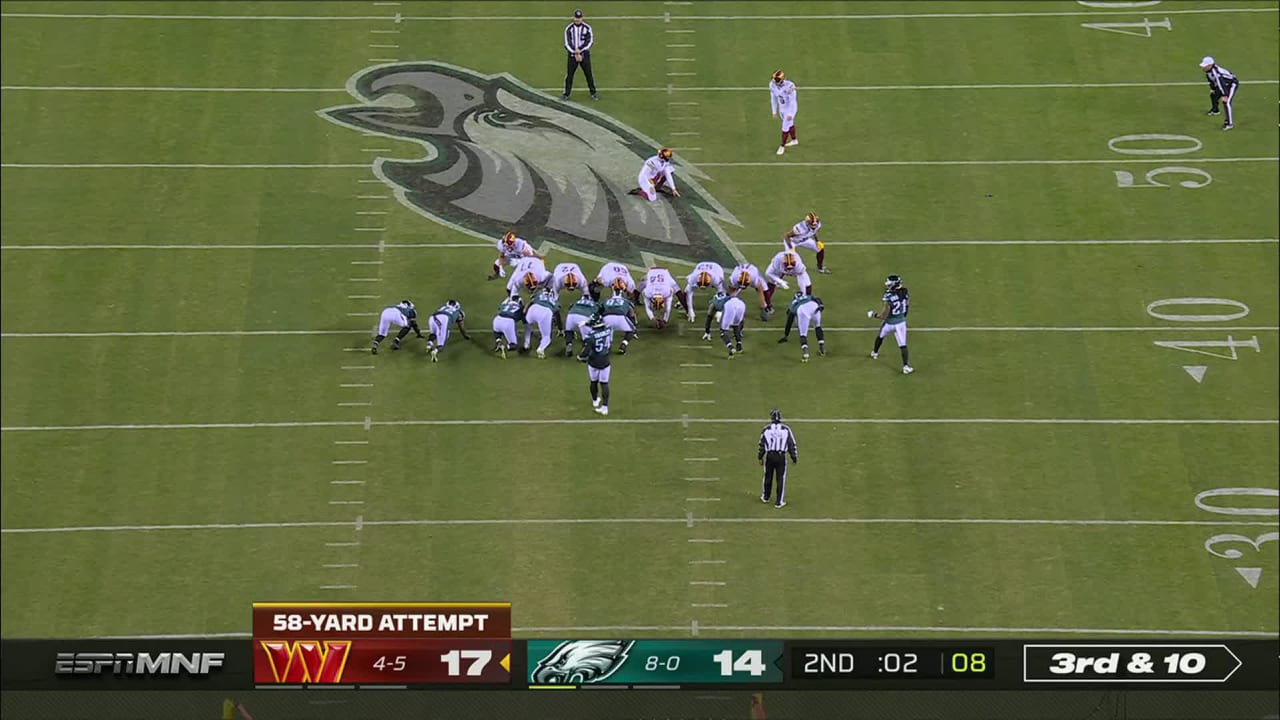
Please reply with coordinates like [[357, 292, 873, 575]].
[[446, 299, 461, 308], [650, 294, 667, 310], [610, 276, 629, 292], [885, 274, 902, 290], [737, 270, 752, 287], [658, 147, 673, 162], [695, 271, 714, 288], [563, 272, 580, 289], [805, 212, 820, 228], [509, 294, 521, 303], [782, 253, 798, 272], [523, 272, 541, 290], [794, 291, 805, 300], [612, 286, 627, 297], [502, 231, 517, 248], [772, 70, 785, 85]]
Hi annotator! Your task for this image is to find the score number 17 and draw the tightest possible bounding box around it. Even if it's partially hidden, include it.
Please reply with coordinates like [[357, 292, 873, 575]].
[[713, 649, 767, 677]]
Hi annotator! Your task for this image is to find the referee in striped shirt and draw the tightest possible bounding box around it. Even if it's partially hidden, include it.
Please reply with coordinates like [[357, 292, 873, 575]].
[[758, 409, 798, 508], [562, 9, 598, 101], [1200, 56, 1238, 130]]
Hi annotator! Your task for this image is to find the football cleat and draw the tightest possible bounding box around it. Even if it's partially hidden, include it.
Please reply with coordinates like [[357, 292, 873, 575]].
[[802, 348, 810, 363], [498, 342, 507, 359], [735, 341, 743, 353], [595, 405, 609, 416], [392, 338, 401, 350], [1205, 109, 1220, 115], [430, 348, 439, 362], [870, 351, 879, 359], [727, 345, 736, 359], [903, 365, 914, 375], [786, 139, 799, 147], [776, 146, 785, 155], [775, 501, 787, 509], [1222, 123, 1233, 130], [701, 332, 711, 341], [817, 267, 832, 274], [370, 344, 379, 355], [818, 343, 826, 356], [536, 348, 546, 359], [761, 494, 770, 504], [592, 396, 602, 408]]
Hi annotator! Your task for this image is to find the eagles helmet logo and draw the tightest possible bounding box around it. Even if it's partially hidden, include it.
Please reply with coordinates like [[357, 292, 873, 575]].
[[530, 640, 634, 685], [321, 62, 746, 270]]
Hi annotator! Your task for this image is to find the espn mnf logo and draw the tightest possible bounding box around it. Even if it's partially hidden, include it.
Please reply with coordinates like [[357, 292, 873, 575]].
[[55, 651, 225, 677]]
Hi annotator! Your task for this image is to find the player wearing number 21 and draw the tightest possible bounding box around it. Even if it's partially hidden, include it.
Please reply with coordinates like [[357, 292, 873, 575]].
[[869, 275, 912, 375]]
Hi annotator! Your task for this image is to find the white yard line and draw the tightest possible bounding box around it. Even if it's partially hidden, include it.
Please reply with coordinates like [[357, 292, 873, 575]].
[[4, 325, 1276, 338], [87, 624, 1279, 639], [5, 157, 1273, 169], [3, 417, 1276, 432], [4, 238, 1275, 250], [2, 7, 1272, 21], [7, 516, 1275, 535], [6, 80, 1277, 93]]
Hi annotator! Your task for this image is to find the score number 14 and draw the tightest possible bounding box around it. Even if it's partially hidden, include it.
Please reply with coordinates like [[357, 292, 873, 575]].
[[713, 649, 767, 677]]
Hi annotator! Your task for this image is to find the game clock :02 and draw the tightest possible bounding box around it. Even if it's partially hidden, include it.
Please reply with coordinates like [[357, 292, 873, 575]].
[[790, 646, 996, 680]]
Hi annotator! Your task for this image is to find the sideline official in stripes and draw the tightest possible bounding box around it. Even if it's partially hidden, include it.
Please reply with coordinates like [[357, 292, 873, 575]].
[[758, 409, 798, 508]]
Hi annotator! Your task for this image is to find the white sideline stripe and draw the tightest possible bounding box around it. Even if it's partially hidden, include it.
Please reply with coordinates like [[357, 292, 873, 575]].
[[703, 157, 1279, 168], [4, 416, 1276, 432], [7, 515, 1275, 535], [1, 163, 368, 169], [6, 80, 1277, 93], [4, 325, 1275, 338], [5, 238, 1275, 250], [5, 158, 1273, 170], [86, 624, 1280, 639], [2, 8, 1272, 21]]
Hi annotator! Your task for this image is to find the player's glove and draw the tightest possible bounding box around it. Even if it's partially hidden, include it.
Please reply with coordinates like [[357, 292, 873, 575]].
[[701, 332, 711, 341], [867, 310, 876, 318], [775, 279, 790, 290]]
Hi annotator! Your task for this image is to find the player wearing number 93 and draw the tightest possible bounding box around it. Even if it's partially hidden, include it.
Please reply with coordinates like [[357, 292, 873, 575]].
[[869, 274, 911, 374]]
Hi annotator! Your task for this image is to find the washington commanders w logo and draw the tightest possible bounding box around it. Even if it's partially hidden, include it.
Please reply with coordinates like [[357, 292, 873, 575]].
[[259, 641, 351, 683], [320, 62, 745, 270]]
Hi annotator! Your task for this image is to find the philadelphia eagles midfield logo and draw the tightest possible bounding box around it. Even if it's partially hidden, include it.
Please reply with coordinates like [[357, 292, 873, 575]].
[[529, 640, 634, 685], [320, 62, 745, 269]]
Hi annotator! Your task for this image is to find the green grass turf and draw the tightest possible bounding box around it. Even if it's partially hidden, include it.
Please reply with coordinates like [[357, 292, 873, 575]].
[[1, 0, 1277, 640]]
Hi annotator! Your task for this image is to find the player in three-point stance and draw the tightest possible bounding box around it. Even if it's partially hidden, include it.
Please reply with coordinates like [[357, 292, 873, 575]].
[[591, 261, 638, 302], [683, 261, 726, 322], [702, 290, 747, 359], [506, 255, 551, 298], [426, 299, 472, 363], [783, 212, 830, 274], [627, 147, 680, 201], [492, 294, 525, 359], [522, 288, 563, 359], [770, 70, 798, 156], [552, 261, 589, 297], [577, 315, 615, 416], [778, 291, 826, 362], [764, 248, 812, 315], [868, 274, 912, 374], [371, 300, 423, 355], [728, 262, 770, 322], [601, 286, 639, 355], [563, 292, 601, 357], [640, 266, 680, 328], [489, 230, 540, 281]]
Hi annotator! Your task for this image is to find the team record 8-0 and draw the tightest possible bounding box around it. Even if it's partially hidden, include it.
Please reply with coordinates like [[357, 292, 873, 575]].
[[251, 602, 513, 686]]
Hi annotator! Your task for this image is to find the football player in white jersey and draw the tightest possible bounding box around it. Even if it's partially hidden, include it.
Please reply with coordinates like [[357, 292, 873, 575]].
[[552, 261, 589, 297], [683, 261, 726, 322], [371, 300, 422, 355], [727, 262, 770, 321], [640, 266, 679, 328], [488, 230, 539, 280], [627, 147, 680, 202], [506, 256, 551, 297], [778, 291, 826, 363], [522, 288, 562, 359], [769, 70, 799, 155], [783, 212, 829, 273], [593, 261, 638, 301], [764, 249, 812, 312]]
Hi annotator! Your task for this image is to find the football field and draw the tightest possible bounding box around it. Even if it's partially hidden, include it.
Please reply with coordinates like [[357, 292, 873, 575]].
[[1, 1, 1277, 642]]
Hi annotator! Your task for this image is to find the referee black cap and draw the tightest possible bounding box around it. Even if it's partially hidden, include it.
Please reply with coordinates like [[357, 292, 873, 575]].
[[573, 8, 583, 17], [770, 409, 782, 423]]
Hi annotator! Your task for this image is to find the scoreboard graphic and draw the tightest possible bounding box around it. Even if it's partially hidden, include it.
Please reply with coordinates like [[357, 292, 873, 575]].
[[251, 602, 512, 686], [526, 640, 785, 686]]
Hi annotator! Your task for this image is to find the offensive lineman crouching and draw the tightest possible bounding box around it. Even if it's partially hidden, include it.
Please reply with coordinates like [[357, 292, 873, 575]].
[[702, 290, 746, 359], [426, 299, 473, 363], [492, 294, 525, 359], [371, 300, 423, 354], [778, 291, 826, 362]]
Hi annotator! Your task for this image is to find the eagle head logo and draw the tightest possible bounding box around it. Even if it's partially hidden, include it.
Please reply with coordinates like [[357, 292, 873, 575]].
[[529, 640, 634, 685], [320, 62, 744, 270]]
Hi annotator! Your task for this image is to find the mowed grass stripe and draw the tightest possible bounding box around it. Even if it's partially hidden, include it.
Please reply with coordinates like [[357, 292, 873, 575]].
[[6, 515, 1277, 534]]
